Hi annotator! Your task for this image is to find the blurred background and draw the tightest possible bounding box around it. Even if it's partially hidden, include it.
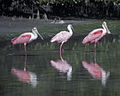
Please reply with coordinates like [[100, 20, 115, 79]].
[[0, 0, 120, 19]]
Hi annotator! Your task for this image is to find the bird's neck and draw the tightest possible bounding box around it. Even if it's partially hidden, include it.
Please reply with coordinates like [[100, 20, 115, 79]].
[[102, 24, 108, 35], [32, 30, 38, 38], [103, 25, 106, 32], [68, 27, 73, 35]]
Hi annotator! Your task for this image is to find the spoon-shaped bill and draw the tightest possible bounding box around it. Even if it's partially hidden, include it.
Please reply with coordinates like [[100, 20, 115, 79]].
[[37, 31, 44, 40]]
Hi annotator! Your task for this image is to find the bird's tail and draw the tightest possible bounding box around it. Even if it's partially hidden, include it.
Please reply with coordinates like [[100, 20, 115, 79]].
[[11, 37, 18, 45], [82, 37, 88, 44]]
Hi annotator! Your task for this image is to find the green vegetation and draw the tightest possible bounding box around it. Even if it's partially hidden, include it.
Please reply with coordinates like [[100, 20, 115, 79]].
[[74, 20, 120, 35], [37, 20, 120, 36], [0, 20, 120, 42]]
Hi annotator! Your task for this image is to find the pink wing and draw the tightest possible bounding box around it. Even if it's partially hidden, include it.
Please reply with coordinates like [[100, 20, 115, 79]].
[[51, 31, 71, 43], [82, 29, 103, 44], [11, 34, 31, 45]]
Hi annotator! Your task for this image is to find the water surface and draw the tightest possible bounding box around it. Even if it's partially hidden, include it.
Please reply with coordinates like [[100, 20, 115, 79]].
[[0, 34, 120, 96]]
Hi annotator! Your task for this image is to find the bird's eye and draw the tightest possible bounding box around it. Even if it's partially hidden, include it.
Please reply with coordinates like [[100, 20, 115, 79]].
[[33, 27, 36, 30]]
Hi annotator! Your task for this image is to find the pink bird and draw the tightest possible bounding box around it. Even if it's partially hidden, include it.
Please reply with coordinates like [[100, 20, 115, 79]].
[[50, 24, 73, 57], [11, 27, 43, 56], [82, 21, 111, 50], [11, 68, 37, 87], [82, 61, 110, 86]]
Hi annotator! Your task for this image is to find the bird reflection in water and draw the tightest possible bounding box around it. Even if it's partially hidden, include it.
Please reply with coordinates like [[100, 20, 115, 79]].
[[50, 55, 72, 81], [11, 55, 37, 87], [82, 52, 110, 86]]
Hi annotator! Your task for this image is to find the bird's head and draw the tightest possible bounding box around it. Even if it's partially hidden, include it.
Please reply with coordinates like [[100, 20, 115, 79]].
[[32, 27, 37, 31], [68, 24, 72, 28], [102, 21, 111, 34], [32, 27, 44, 40], [67, 24, 74, 31]]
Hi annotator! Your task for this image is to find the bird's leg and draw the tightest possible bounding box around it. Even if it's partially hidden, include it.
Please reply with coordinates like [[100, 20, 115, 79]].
[[24, 43, 27, 71], [87, 43, 89, 52], [60, 55, 64, 61], [60, 53, 64, 61], [94, 48, 96, 64], [94, 42, 97, 63], [24, 43, 27, 56], [94, 42, 96, 51], [24, 54, 27, 71], [60, 42, 64, 58], [62, 48, 64, 53]]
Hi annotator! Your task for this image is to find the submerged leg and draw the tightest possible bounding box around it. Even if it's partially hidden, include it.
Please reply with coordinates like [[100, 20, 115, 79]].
[[60, 42, 64, 59], [87, 43, 89, 52], [60, 53, 64, 61], [94, 42, 96, 51], [24, 54, 27, 71], [94, 42, 97, 63], [24, 43, 27, 56]]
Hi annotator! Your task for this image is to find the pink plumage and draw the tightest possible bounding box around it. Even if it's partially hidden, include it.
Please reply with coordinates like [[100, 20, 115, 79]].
[[82, 22, 111, 50], [11, 27, 42, 56], [51, 31, 72, 43], [82, 29, 103, 44], [11, 34, 31, 45], [50, 24, 73, 57]]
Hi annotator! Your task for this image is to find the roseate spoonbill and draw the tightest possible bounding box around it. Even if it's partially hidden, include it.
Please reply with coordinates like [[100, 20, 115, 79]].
[[11, 27, 43, 56], [50, 24, 73, 57], [82, 21, 111, 50], [82, 61, 110, 86], [50, 56, 72, 81]]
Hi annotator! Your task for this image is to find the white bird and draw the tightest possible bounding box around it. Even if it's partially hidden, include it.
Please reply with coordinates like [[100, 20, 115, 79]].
[[50, 24, 73, 57]]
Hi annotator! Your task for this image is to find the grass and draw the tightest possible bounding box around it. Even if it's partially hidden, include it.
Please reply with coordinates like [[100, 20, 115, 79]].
[[38, 20, 120, 36], [1, 19, 120, 41]]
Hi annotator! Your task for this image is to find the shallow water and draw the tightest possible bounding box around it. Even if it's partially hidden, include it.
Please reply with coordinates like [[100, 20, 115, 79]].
[[0, 34, 120, 96]]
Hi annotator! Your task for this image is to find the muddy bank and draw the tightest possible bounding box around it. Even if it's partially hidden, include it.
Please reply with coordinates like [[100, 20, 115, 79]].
[[0, 16, 98, 34]]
